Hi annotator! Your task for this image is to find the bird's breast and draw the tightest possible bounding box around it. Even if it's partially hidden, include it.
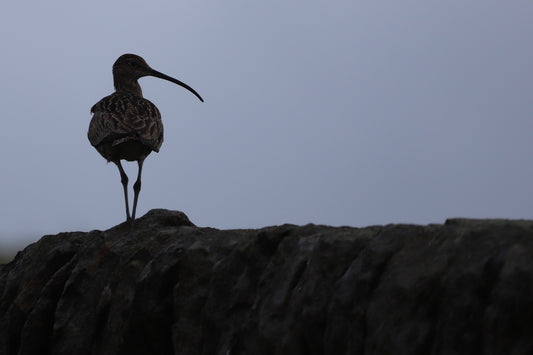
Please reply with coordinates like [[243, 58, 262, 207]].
[[88, 92, 164, 158]]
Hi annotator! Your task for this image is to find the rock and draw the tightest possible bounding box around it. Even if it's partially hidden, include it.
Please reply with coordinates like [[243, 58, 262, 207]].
[[1, 210, 533, 354]]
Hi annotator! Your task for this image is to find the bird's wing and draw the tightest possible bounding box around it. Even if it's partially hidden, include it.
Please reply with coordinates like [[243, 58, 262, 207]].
[[88, 93, 164, 152]]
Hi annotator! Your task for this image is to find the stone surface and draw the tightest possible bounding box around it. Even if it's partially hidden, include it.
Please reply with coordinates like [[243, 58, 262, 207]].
[[1, 210, 533, 354]]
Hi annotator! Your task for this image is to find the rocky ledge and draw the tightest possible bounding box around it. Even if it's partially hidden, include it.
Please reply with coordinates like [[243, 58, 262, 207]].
[[1, 209, 533, 355]]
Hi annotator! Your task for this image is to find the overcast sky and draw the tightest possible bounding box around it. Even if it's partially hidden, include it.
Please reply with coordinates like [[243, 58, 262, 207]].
[[1, 1, 532, 253]]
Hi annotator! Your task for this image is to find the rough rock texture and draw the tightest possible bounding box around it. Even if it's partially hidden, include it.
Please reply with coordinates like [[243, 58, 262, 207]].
[[1, 209, 533, 355]]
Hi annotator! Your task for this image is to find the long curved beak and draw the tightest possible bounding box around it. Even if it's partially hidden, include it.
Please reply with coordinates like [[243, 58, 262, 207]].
[[149, 69, 204, 102]]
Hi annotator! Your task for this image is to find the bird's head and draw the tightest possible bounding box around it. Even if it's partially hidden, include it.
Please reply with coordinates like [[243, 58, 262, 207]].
[[112, 53, 203, 102], [113, 54, 153, 79]]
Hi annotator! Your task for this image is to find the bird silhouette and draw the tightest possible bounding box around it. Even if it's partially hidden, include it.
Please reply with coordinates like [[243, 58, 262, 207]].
[[88, 54, 203, 223]]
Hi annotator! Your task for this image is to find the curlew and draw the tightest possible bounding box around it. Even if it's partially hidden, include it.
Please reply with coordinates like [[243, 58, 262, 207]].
[[88, 54, 203, 223]]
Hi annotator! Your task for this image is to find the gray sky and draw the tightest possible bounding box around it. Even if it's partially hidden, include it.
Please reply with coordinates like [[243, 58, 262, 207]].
[[1, 1, 532, 253]]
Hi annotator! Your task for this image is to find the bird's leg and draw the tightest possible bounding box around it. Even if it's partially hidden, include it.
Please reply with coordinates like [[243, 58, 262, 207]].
[[131, 159, 144, 222], [115, 161, 132, 222]]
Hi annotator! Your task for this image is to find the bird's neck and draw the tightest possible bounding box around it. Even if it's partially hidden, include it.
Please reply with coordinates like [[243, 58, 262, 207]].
[[113, 77, 143, 97]]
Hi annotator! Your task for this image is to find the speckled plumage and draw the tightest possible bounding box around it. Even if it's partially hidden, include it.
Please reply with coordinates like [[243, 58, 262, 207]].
[[89, 92, 164, 161], [88, 54, 203, 223]]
